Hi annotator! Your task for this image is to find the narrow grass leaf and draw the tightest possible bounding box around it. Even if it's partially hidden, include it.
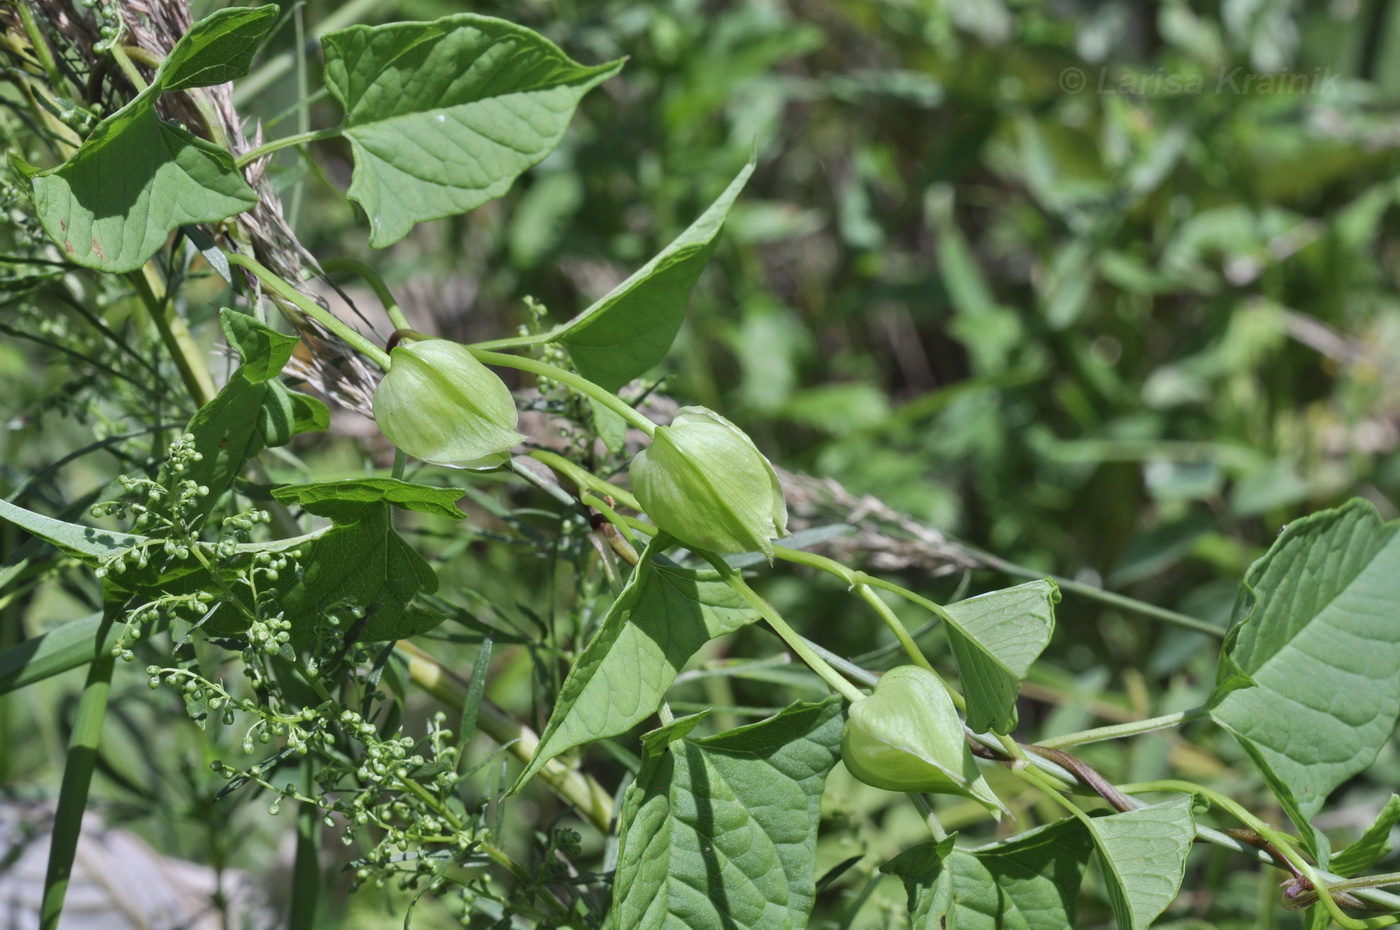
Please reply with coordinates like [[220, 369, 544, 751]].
[[611, 698, 843, 929]]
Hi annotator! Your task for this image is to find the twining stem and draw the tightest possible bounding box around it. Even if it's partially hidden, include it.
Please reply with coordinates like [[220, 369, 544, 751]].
[[109, 43, 148, 92], [223, 252, 391, 370], [855, 584, 936, 673], [467, 349, 657, 438], [528, 450, 643, 512], [697, 550, 866, 704], [319, 257, 412, 331], [235, 127, 344, 168]]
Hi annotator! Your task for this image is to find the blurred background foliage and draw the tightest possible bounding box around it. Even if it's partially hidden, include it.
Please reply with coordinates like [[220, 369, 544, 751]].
[[5, 0, 1400, 926]]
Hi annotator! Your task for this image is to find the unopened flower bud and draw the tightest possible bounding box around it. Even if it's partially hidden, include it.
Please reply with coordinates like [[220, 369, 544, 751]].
[[630, 406, 788, 557], [841, 665, 1006, 819], [372, 338, 525, 469]]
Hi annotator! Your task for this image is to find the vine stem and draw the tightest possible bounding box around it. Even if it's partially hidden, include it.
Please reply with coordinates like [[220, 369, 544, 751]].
[[319, 257, 411, 331], [962, 543, 1223, 637], [222, 252, 391, 370], [13, 1, 63, 88], [234, 127, 344, 168], [467, 349, 657, 438], [697, 550, 866, 704], [1033, 710, 1199, 748]]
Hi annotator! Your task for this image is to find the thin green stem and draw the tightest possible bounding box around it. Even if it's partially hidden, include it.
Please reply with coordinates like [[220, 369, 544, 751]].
[[40, 615, 116, 930], [129, 269, 216, 405], [235, 127, 344, 168], [528, 449, 643, 513], [320, 257, 411, 330], [468, 349, 656, 438], [467, 331, 555, 351], [966, 545, 1223, 637], [14, 1, 63, 88], [223, 252, 391, 370], [1034, 710, 1198, 749], [855, 584, 935, 674], [698, 551, 865, 703], [907, 793, 948, 841], [109, 43, 148, 92]]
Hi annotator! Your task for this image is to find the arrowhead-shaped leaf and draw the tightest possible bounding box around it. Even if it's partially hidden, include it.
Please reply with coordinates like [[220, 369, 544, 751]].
[[882, 819, 1095, 930], [611, 699, 843, 930], [941, 580, 1058, 733], [29, 108, 255, 273], [22, 5, 276, 272], [160, 4, 278, 92], [1209, 500, 1400, 836], [322, 15, 622, 247], [557, 159, 755, 392], [1084, 798, 1196, 930], [513, 540, 756, 790]]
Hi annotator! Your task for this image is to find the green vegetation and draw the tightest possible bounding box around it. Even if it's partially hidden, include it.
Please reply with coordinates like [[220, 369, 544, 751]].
[[3, 1, 1399, 928]]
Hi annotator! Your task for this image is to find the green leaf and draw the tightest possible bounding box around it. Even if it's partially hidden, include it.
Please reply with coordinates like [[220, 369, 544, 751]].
[[321, 15, 622, 247], [181, 311, 327, 521], [940, 580, 1058, 734], [513, 540, 756, 790], [159, 4, 279, 92], [558, 159, 755, 392], [1330, 795, 1400, 877], [22, 7, 276, 273], [0, 613, 118, 696], [29, 106, 255, 273], [273, 478, 468, 521], [611, 698, 844, 930], [1084, 798, 1196, 930], [278, 505, 440, 645], [0, 497, 142, 565], [1209, 500, 1400, 835], [882, 819, 1095, 930]]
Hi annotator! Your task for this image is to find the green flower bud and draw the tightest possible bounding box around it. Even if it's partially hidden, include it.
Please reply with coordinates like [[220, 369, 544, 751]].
[[841, 665, 1006, 819], [372, 338, 525, 469], [630, 406, 788, 557]]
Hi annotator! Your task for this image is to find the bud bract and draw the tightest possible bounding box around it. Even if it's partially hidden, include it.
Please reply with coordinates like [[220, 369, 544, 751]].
[[372, 338, 525, 469], [841, 665, 1006, 818], [630, 406, 788, 557]]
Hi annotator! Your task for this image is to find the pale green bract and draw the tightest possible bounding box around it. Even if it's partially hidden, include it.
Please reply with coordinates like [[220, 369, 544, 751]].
[[372, 339, 525, 469], [841, 665, 1006, 819], [630, 406, 788, 558]]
